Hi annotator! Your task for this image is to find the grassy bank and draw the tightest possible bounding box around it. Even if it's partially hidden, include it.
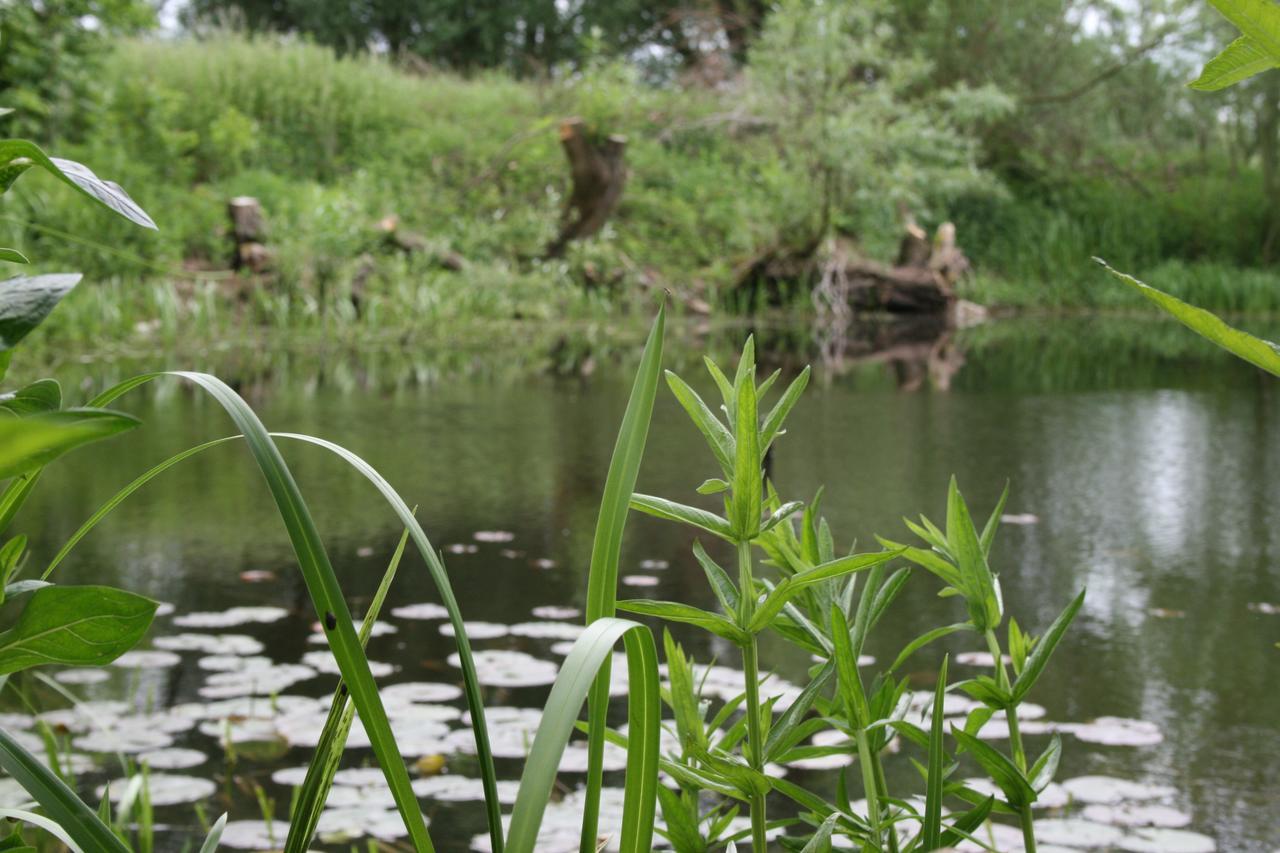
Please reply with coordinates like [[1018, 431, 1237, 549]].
[[5, 34, 1280, 353]]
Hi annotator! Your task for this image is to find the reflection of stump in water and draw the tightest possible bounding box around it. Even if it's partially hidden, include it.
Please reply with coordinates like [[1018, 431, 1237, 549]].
[[811, 313, 965, 391]]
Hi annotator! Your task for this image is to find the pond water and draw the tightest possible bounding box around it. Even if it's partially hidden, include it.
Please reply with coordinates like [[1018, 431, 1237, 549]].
[[6, 316, 1279, 851]]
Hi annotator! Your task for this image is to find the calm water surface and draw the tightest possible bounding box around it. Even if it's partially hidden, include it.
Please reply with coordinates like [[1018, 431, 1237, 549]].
[[10, 317, 1280, 851]]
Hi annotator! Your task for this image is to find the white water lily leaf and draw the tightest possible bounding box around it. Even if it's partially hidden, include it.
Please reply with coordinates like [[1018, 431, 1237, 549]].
[[173, 606, 288, 628], [1062, 775, 1178, 804], [446, 649, 558, 688], [389, 602, 450, 620], [1117, 828, 1216, 852], [98, 773, 215, 806]]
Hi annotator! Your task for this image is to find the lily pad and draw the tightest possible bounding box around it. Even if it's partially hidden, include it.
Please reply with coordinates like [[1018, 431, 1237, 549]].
[[153, 633, 264, 655], [1082, 802, 1192, 828], [1117, 828, 1216, 852], [389, 602, 450, 621], [1068, 716, 1163, 747], [509, 621, 585, 640], [173, 606, 289, 628], [439, 621, 509, 639], [98, 773, 215, 806], [531, 605, 580, 619], [53, 668, 111, 685], [138, 747, 207, 770], [447, 650, 558, 688], [1062, 775, 1178, 805]]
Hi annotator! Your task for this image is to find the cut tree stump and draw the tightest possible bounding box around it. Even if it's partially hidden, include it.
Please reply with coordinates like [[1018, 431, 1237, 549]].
[[228, 196, 271, 274], [544, 118, 627, 258], [741, 219, 971, 317]]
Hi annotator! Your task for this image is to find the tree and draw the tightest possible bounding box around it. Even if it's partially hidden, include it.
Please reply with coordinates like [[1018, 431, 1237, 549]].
[[745, 0, 1005, 254], [0, 0, 155, 141]]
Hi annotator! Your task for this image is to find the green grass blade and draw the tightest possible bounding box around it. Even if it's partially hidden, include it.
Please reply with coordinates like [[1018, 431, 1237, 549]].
[[284, 525, 410, 853], [28, 406, 506, 850], [41, 436, 240, 580], [581, 306, 664, 853], [199, 813, 227, 853], [506, 618, 660, 853], [0, 727, 127, 853], [923, 655, 949, 849], [79, 371, 434, 851]]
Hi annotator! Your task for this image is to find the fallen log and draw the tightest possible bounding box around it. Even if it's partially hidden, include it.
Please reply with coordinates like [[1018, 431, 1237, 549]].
[[739, 219, 971, 316], [544, 118, 627, 258]]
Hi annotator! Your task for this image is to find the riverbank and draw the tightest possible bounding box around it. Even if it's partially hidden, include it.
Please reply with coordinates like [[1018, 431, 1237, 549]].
[[6, 34, 1280, 333]]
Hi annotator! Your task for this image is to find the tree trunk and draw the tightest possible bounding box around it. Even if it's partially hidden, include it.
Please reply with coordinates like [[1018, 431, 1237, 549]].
[[228, 196, 271, 274], [544, 118, 628, 259]]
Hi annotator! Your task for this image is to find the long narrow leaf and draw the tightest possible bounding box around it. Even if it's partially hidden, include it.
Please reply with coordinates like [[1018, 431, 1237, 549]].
[[1097, 259, 1280, 377], [922, 656, 949, 849], [0, 728, 126, 852], [581, 305, 664, 853], [80, 373, 434, 851], [506, 618, 660, 853], [284, 526, 411, 853]]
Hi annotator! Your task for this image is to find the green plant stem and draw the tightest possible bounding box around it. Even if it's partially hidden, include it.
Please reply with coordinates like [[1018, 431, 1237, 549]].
[[1019, 803, 1038, 853], [984, 629, 1028, 771], [855, 729, 882, 849], [736, 541, 768, 852], [872, 754, 900, 853]]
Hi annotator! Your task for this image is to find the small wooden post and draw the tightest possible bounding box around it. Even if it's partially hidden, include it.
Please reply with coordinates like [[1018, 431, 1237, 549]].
[[228, 196, 271, 273], [544, 118, 628, 258]]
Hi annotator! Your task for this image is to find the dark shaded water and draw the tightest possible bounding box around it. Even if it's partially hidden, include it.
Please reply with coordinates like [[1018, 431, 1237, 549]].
[[7, 316, 1280, 851]]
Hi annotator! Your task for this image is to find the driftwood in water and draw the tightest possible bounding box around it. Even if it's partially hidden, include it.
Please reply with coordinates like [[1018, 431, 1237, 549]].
[[545, 118, 627, 258], [228, 196, 271, 274], [843, 221, 970, 313]]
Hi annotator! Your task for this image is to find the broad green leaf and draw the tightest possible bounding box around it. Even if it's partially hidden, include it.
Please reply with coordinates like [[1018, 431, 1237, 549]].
[[950, 726, 1036, 809], [506, 618, 660, 853], [0, 249, 27, 265], [0, 728, 128, 852], [0, 140, 156, 229], [0, 379, 61, 417], [582, 305, 663, 853], [1205, 0, 1280, 63], [1190, 35, 1277, 89], [0, 409, 140, 480], [923, 655, 950, 850], [1098, 260, 1280, 377], [665, 370, 734, 476], [630, 493, 735, 540], [0, 274, 81, 352], [618, 599, 750, 644], [1012, 589, 1085, 703], [0, 586, 156, 673]]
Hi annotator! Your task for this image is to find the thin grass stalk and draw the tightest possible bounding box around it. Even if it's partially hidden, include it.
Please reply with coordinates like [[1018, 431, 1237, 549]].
[[736, 540, 768, 852], [580, 305, 664, 853], [284, 525, 411, 852]]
